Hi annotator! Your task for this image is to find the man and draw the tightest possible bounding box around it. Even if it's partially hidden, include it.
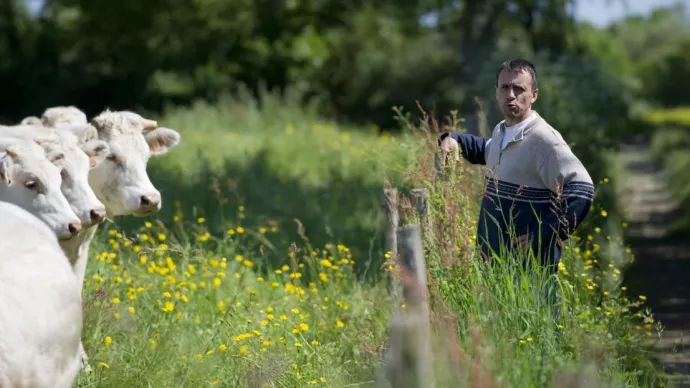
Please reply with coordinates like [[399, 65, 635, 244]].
[[438, 58, 594, 273]]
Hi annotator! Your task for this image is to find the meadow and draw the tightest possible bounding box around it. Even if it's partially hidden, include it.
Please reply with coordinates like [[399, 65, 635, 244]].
[[73, 91, 667, 387]]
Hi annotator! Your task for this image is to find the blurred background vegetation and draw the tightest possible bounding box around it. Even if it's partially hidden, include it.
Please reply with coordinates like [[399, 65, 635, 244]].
[[1, 0, 689, 270], [3, 0, 687, 128]]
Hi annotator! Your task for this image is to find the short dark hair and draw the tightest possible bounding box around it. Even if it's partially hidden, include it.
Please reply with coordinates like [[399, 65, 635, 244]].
[[496, 59, 538, 90]]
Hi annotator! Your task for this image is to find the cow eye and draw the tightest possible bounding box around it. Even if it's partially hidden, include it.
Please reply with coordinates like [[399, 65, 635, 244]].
[[25, 180, 37, 190]]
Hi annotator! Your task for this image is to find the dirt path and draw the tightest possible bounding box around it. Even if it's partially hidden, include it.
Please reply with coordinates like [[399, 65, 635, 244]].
[[618, 142, 690, 387]]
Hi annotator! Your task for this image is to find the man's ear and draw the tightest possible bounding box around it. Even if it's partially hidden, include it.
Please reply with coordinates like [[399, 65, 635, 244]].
[[531, 88, 539, 103]]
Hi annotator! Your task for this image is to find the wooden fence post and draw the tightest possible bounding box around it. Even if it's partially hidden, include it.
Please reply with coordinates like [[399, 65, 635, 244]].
[[380, 224, 435, 388], [383, 188, 399, 296], [434, 151, 446, 183], [410, 187, 432, 246]]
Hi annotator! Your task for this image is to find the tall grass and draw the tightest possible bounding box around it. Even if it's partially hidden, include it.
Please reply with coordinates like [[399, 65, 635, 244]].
[[75, 93, 667, 387]]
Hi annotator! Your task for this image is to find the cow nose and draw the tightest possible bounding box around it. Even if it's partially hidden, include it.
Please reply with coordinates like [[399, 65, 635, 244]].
[[68, 221, 82, 236], [90, 208, 106, 224], [140, 193, 161, 209]]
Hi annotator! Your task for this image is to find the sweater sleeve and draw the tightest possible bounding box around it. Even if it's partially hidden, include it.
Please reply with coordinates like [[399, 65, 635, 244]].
[[438, 132, 490, 165], [537, 144, 595, 242]]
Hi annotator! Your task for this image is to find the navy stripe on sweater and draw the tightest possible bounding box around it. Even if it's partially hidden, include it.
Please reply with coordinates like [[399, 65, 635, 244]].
[[561, 181, 595, 202], [542, 180, 595, 241], [484, 179, 594, 203], [482, 179, 595, 242], [484, 179, 555, 203]]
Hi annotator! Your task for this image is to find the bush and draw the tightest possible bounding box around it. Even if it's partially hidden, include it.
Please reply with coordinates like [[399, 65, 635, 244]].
[[643, 106, 690, 128]]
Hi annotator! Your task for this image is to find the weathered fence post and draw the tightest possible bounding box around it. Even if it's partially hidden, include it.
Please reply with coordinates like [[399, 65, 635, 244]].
[[380, 224, 435, 388], [383, 187, 399, 296], [397, 224, 429, 299], [410, 187, 432, 246], [434, 151, 446, 183]]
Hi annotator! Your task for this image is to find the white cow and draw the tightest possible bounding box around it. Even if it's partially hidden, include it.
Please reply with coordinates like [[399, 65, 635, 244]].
[[20, 116, 42, 126], [0, 125, 110, 229], [49, 108, 180, 220], [40, 106, 157, 132], [1, 123, 109, 373], [0, 119, 108, 371], [0, 200, 83, 388], [49, 108, 181, 370], [40, 106, 88, 128], [0, 138, 82, 240]]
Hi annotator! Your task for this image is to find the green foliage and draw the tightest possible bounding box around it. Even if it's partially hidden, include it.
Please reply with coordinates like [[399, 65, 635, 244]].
[[575, 23, 637, 79], [644, 107, 690, 128], [0, 0, 640, 132], [639, 37, 690, 108], [606, 4, 688, 65], [0, 0, 686, 128]]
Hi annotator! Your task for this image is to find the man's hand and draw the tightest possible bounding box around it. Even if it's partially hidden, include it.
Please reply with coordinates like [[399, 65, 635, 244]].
[[440, 136, 460, 166]]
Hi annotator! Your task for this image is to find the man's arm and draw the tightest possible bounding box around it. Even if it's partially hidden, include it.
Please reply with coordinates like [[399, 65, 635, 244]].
[[537, 144, 595, 242], [438, 132, 491, 165]]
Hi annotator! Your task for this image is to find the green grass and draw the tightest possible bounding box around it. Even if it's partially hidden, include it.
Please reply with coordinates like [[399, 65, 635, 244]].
[[111, 90, 423, 277], [74, 93, 667, 387]]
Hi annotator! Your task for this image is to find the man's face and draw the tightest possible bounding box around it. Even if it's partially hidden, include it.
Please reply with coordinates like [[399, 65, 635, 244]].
[[495, 69, 538, 124]]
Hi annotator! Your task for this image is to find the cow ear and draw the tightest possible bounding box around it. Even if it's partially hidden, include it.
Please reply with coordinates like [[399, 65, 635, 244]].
[[144, 127, 181, 156], [80, 140, 109, 168], [140, 117, 158, 130], [0, 149, 16, 184]]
